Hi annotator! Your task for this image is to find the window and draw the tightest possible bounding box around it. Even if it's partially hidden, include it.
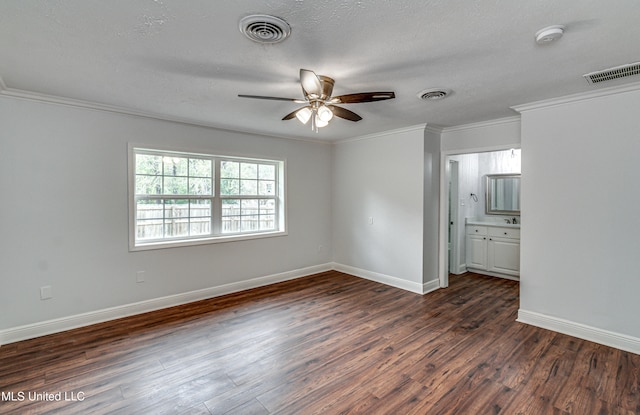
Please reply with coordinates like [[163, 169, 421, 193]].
[[129, 146, 285, 250]]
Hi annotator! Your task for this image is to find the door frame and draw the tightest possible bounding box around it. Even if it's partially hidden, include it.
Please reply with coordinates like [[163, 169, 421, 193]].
[[438, 144, 521, 288]]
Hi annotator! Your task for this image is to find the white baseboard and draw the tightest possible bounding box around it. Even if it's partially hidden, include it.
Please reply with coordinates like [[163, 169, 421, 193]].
[[0, 263, 333, 346], [517, 309, 640, 355], [422, 278, 441, 295], [332, 262, 439, 295]]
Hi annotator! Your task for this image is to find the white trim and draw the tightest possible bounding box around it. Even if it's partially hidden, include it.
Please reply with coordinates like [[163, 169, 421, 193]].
[[334, 124, 428, 144], [438, 144, 522, 289], [128, 144, 288, 251], [517, 309, 640, 355], [422, 278, 441, 295], [332, 262, 432, 295], [512, 81, 640, 113], [0, 263, 333, 346], [425, 124, 445, 134], [0, 85, 331, 145], [466, 268, 520, 281], [440, 116, 520, 133]]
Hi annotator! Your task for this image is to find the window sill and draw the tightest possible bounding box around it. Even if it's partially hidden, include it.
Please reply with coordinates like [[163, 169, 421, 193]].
[[129, 230, 288, 252]]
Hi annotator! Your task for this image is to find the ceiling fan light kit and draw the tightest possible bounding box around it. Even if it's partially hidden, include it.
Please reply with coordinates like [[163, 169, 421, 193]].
[[238, 69, 395, 133]]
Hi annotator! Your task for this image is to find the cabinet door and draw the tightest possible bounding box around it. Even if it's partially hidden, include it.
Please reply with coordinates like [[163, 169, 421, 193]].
[[487, 237, 520, 275], [466, 234, 487, 269]]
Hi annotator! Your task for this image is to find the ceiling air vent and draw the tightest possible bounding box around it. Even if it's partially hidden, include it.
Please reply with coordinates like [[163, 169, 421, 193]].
[[239, 14, 291, 44], [583, 62, 640, 84], [418, 88, 451, 101]]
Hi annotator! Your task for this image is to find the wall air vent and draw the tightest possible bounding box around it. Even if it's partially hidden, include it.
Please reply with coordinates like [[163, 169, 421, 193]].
[[583, 62, 640, 84], [239, 14, 291, 44]]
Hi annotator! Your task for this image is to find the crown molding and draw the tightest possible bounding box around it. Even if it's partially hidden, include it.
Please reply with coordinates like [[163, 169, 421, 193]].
[[441, 116, 520, 133], [512, 81, 640, 113], [0, 84, 335, 145], [334, 123, 428, 144]]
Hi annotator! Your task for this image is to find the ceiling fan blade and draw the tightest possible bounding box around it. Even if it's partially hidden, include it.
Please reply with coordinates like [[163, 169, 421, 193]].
[[327, 105, 362, 122], [282, 108, 301, 120], [300, 69, 322, 99], [238, 94, 306, 103], [330, 92, 395, 104]]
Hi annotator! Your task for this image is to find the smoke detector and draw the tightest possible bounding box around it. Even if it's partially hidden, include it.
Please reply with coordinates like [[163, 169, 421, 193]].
[[535, 25, 564, 44], [417, 88, 451, 101], [239, 15, 291, 44]]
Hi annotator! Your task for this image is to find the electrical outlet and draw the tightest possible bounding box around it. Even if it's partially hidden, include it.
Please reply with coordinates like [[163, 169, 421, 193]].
[[40, 286, 52, 300], [136, 271, 145, 283]]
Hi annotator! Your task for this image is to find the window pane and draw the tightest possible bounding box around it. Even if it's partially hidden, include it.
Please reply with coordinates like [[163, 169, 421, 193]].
[[163, 156, 188, 177], [163, 200, 189, 237], [189, 178, 212, 195], [136, 219, 164, 240], [258, 164, 275, 180], [240, 163, 258, 179], [220, 179, 239, 195], [189, 200, 211, 236], [241, 215, 259, 231], [221, 161, 239, 178], [222, 199, 240, 233], [241, 199, 259, 215], [240, 179, 258, 195], [163, 177, 188, 195], [136, 175, 162, 195], [137, 199, 163, 219], [136, 154, 162, 175], [258, 180, 275, 195], [189, 158, 212, 178], [260, 215, 275, 230], [190, 219, 210, 236], [189, 199, 211, 217], [164, 200, 189, 218], [136, 199, 164, 240], [259, 199, 275, 214]]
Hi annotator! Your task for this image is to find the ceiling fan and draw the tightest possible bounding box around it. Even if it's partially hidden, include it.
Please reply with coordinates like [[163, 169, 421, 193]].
[[239, 69, 395, 132]]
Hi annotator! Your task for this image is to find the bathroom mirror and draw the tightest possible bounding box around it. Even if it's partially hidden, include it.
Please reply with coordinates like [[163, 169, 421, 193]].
[[485, 174, 521, 215]]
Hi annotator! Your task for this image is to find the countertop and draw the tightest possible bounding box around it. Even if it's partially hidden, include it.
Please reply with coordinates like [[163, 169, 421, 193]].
[[465, 220, 521, 229]]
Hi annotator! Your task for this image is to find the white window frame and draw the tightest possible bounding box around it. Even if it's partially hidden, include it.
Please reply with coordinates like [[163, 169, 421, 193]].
[[128, 144, 287, 251]]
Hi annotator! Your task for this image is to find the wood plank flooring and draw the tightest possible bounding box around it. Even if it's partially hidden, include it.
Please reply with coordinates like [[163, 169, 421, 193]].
[[1, 271, 639, 414]]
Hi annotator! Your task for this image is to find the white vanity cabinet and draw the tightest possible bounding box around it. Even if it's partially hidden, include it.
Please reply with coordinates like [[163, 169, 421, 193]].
[[466, 223, 520, 280]]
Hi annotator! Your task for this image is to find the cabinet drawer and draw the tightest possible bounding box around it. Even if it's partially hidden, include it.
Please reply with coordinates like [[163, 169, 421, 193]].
[[466, 225, 487, 236], [488, 227, 520, 239]]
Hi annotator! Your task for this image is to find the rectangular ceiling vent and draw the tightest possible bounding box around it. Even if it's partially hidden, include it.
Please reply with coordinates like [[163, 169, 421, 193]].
[[583, 62, 640, 84]]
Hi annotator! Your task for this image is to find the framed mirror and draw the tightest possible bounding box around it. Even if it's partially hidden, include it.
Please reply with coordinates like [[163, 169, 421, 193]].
[[485, 174, 521, 215]]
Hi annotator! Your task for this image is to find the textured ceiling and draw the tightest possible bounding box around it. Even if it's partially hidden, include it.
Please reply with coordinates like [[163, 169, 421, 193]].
[[1, 1, 639, 141]]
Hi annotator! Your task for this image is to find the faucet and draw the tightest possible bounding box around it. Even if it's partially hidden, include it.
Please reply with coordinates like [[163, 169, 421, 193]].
[[504, 218, 511, 224], [512, 217, 517, 224]]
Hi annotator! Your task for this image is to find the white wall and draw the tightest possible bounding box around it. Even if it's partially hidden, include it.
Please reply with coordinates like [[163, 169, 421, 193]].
[[332, 126, 427, 292], [441, 117, 521, 153], [423, 128, 441, 285], [518, 86, 640, 347], [0, 96, 332, 333]]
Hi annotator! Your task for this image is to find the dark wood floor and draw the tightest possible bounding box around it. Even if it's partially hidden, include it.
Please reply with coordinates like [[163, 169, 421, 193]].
[[1, 271, 639, 414]]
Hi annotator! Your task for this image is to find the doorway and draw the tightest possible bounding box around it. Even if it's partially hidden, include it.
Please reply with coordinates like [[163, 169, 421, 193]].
[[439, 148, 522, 288]]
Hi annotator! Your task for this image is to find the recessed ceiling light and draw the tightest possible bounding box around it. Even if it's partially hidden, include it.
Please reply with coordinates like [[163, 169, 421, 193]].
[[535, 25, 565, 44]]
